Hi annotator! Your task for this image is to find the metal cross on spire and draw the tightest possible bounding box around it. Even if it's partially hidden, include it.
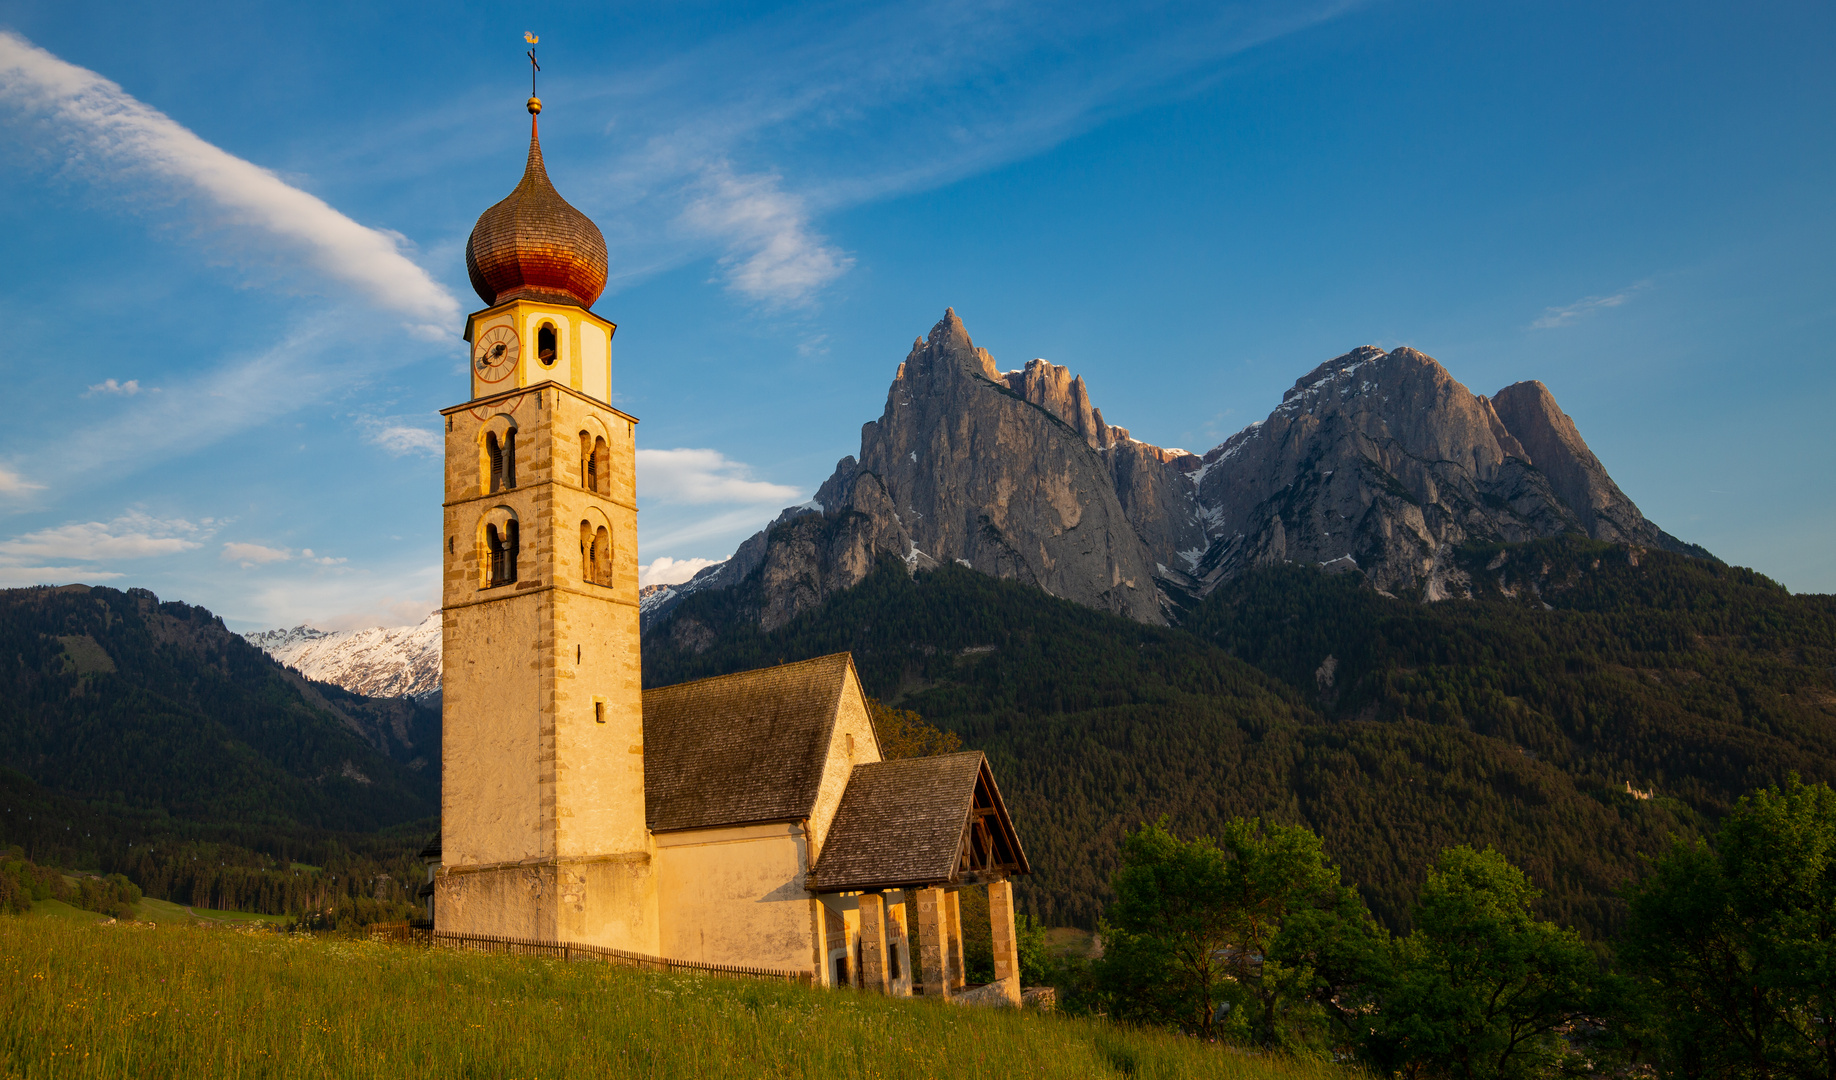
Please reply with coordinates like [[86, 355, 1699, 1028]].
[[525, 32, 540, 96]]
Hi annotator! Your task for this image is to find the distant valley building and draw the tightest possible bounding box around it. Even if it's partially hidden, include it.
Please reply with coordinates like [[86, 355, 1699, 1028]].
[[432, 89, 1029, 998]]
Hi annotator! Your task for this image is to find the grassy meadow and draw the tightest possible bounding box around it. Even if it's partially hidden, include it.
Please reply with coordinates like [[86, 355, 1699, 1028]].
[[0, 917, 1352, 1080]]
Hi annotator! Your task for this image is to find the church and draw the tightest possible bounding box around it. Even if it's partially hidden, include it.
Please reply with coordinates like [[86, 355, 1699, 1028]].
[[429, 88, 1032, 1002]]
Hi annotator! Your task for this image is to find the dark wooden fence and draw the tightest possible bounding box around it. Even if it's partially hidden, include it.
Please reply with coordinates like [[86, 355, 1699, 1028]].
[[367, 923, 812, 985]]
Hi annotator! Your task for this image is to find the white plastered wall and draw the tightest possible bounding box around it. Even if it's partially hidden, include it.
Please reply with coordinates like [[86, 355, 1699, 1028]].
[[654, 824, 816, 970]]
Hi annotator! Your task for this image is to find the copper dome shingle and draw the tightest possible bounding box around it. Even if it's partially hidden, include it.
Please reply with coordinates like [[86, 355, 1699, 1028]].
[[465, 113, 608, 310]]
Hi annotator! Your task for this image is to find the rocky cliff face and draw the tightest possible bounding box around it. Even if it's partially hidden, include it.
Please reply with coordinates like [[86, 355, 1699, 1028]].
[[1180, 347, 1699, 599], [681, 310, 1169, 631], [653, 312, 1702, 636]]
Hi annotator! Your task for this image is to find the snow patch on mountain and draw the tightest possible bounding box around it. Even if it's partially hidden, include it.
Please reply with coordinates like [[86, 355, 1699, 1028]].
[[246, 611, 441, 698]]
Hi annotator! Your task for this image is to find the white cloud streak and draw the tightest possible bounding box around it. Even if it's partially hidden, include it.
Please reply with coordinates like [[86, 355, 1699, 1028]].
[[364, 422, 443, 457], [0, 30, 461, 331], [0, 510, 208, 564], [636, 448, 802, 505], [538, 0, 1367, 306], [682, 165, 852, 305], [1532, 283, 1649, 329], [0, 467, 42, 496], [85, 378, 141, 396], [639, 556, 724, 588], [222, 541, 291, 567]]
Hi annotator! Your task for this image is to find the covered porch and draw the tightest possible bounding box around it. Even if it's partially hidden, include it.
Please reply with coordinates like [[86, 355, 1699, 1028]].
[[810, 751, 1032, 1003]]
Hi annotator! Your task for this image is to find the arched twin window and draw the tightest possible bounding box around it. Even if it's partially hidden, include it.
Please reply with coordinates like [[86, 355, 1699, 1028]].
[[486, 520, 520, 587], [579, 431, 609, 493], [485, 428, 517, 493], [580, 520, 612, 586]]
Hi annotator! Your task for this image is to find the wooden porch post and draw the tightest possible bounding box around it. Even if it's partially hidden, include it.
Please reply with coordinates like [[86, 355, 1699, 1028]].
[[987, 879, 1023, 1004], [915, 886, 950, 999], [858, 893, 890, 993]]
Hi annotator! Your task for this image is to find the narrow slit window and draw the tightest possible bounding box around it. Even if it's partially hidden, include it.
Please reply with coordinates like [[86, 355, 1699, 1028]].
[[594, 699, 606, 724]]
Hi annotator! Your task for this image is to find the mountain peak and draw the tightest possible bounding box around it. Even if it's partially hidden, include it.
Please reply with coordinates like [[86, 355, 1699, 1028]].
[[651, 320, 1704, 634]]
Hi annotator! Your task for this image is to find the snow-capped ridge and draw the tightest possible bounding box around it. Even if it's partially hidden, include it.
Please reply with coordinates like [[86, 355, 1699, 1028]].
[[245, 611, 441, 699]]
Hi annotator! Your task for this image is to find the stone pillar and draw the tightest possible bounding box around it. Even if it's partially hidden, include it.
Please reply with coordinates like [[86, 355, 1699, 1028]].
[[988, 879, 1023, 1005], [886, 895, 912, 996], [858, 893, 890, 993], [945, 888, 966, 990], [914, 886, 950, 999]]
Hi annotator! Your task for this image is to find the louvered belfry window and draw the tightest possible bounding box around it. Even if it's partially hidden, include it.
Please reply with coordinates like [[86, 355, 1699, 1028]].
[[487, 521, 520, 587]]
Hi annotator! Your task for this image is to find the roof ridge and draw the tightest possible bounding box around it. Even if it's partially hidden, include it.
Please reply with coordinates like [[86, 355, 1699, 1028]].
[[854, 750, 983, 771], [645, 651, 852, 695]]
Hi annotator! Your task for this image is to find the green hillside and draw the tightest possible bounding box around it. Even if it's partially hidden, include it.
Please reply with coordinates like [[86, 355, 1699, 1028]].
[[0, 584, 436, 830], [644, 537, 1836, 936], [0, 584, 438, 920], [0, 917, 1346, 1080]]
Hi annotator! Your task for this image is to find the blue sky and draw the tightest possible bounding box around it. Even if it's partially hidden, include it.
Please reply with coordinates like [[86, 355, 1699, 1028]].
[[0, 0, 1829, 631]]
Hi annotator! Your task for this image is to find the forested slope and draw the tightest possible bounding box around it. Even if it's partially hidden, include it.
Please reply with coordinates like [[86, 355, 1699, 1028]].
[[644, 538, 1836, 937], [0, 584, 438, 919]]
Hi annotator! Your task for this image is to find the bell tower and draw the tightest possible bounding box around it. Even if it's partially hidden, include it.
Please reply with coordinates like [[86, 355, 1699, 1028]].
[[434, 88, 657, 953]]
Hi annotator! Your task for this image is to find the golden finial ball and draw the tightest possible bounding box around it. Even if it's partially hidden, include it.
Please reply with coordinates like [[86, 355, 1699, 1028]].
[[527, 96, 543, 115]]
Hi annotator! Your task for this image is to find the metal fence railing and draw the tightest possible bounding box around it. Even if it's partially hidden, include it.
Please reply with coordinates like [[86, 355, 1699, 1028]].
[[367, 923, 813, 986]]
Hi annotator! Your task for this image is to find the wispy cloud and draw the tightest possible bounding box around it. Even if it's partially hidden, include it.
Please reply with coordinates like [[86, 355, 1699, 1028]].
[[636, 448, 801, 505], [48, 318, 339, 482], [362, 421, 442, 457], [0, 510, 211, 584], [232, 565, 438, 632], [221, 541, 291, 567], [0, 566, 125, 588], [84, 378, 143, 396], [639, 556, 724, 588], [0, 466, 42, 496], [640, 505, 802, 554], [553, 0, 1365, 306], [0, 30, 461, 332], [1531, 283, 1650, 329], [682, 165, 852, 305]]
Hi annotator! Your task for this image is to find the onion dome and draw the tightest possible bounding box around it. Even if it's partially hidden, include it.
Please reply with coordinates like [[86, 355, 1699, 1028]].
[[465, 99, 608, 310]]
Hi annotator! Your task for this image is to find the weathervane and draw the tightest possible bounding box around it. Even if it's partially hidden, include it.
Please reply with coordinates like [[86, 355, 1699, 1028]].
[[525, 32, 542, 115]]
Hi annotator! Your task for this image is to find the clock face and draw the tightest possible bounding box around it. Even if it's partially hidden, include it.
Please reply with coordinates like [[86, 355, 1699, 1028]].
[[473, 326, 520, 384]]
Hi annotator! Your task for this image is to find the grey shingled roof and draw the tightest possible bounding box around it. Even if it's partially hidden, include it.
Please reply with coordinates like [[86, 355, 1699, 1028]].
[[642, 653, 854, 832], [810, 751, 998, 893]]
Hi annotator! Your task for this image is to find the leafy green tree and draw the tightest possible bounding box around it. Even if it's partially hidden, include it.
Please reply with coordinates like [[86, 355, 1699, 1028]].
[[1014, 912, 1051, 986], [865, 698, 961, 759], [1365, 846, 1604, 1080], [1096, 817, 1383, 1047], [1621, 777, 1836, 1080]]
